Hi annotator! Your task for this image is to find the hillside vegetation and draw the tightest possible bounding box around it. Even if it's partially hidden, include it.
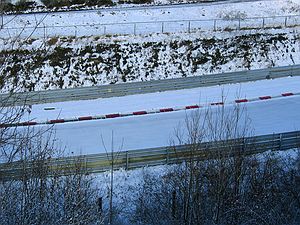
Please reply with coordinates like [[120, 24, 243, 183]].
[[0, 31, 299, 92]]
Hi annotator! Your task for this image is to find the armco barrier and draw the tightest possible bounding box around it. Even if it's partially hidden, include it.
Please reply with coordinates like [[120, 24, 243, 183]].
[[0, 64, 299, 107], [1, 130, 299, 180]]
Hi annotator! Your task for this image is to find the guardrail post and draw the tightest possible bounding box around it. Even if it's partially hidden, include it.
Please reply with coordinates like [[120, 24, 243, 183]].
[[284, 16, 287, 27], [166, 148, 169, 164], [84, 156, 87, 172], [161, 22, 164, 33], [125, 151, 129, 170], [279, 133, 282, 150]]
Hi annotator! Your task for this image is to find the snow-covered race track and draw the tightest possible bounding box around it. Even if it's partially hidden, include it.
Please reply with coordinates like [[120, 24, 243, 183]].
[[15, 76, 298, 155], [34, 95, 299, 155]]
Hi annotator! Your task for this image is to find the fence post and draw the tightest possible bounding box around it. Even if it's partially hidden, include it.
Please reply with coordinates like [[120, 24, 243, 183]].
[[161, 22, 164, 33], [213, 19, 216, 31], [134, 23, 136, 35], [103, 26, 106, 35], [262, 18, 265, 29], [188, 21, 191, 33], [74, 26, 77, 37], [125, 151, 129, 170], [238, 19, 241, 30]]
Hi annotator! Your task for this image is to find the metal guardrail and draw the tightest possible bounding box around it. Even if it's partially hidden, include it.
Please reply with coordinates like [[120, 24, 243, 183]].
[[1, 64, 299, 106], [1, 14, 300, 39], [1, 130, 299, 180]]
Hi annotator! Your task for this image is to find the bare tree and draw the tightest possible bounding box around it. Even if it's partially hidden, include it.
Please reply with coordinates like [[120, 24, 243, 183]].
[[101, 131, 124, 225], [0, 17, 106, 225], [0, 130, 105, 224], [132, 101, 300, 225]]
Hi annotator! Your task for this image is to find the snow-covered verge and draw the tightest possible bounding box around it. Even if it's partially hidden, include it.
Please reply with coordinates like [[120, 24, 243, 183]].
[[5, 0, 216, 14], [4, 0, 299, 15], [3, 0, 300, 31], [1, 29, 299, 93]]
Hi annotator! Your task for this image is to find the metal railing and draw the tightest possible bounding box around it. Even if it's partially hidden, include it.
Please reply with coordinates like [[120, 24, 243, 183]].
[[1, 14, 300, 39], [1, 130, 299, 180], [1, 64, 299, 106]]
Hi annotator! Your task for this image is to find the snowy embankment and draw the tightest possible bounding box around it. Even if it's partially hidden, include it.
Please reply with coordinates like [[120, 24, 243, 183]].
[[1, 30, 299, 93], [1, 0, 299, 93]]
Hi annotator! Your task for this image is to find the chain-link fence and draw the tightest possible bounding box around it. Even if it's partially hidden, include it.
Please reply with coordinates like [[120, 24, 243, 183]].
[[1, 14, 300, 39]]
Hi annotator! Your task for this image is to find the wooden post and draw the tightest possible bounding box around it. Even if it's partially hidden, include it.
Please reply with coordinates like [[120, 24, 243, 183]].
[[188, 21, 191, 33], [262, 18, 265, 29], [161, 22, 164, 33]]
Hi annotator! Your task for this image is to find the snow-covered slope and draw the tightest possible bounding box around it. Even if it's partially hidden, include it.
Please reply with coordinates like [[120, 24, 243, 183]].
[[1, 30, 299, 92]]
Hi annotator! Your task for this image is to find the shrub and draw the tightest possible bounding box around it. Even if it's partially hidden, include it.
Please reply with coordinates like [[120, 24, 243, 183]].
[[42, 0, 113, 8], [14, 0, 36, 11], [41, 0, 70, 8], [86, 0, 114, 7], [119, 0, 152, 4]]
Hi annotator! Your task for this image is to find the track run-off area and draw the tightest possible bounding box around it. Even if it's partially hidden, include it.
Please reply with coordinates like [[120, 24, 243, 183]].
[[13, 75, 300, 155]]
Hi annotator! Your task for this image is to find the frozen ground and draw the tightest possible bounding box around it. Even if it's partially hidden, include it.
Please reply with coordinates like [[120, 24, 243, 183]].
[[1, 0, 300, 38]]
